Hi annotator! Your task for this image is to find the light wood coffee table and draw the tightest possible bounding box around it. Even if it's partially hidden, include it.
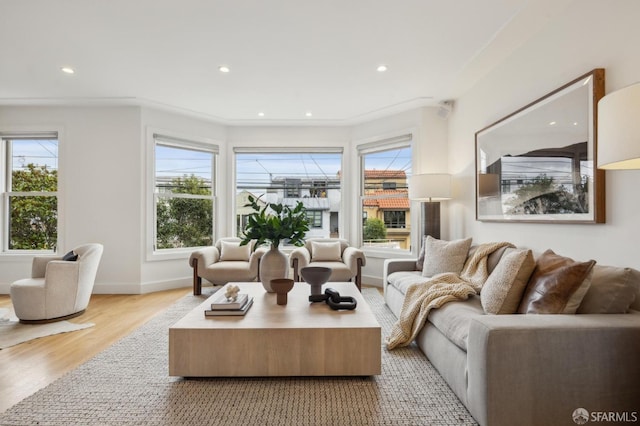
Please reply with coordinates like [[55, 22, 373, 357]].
[[169, 282, 381, 377]]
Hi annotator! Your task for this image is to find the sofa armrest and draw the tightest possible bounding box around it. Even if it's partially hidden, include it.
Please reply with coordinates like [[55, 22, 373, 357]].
[[382, 258, 418, 293], [189, 246, 220, 271], [342, 246, 366, 274], [466, 313, 640, 426], [289, 247, 311, 281]]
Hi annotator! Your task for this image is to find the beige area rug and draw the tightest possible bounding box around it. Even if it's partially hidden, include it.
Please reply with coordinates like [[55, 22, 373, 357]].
[[0, 289, 477, 425], [0, 308, 94, 349]]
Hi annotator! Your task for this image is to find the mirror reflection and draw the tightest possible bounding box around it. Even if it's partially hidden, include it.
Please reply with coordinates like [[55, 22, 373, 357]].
[[476, 69, 605, 223]]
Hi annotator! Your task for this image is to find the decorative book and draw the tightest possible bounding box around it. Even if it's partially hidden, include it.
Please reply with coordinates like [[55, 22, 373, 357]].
[[205, 297, 253, 317], [210, 292, 249, 310]]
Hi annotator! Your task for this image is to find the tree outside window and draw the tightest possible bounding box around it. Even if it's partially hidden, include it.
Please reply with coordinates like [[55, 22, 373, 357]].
[[3, 138, 58, 251], [154, 141, 215, 250]]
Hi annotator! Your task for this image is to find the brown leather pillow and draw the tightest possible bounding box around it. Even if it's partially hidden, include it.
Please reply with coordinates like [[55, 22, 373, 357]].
[[518, 249, 596, 314]]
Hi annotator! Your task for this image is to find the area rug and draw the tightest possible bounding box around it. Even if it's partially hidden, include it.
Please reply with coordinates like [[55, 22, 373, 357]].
[[0, 289, 477, 425], [0, 308, 94, 350]]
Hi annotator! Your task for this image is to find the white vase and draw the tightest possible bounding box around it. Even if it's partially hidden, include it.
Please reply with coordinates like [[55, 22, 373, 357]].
[[259, 245, 288, 292]]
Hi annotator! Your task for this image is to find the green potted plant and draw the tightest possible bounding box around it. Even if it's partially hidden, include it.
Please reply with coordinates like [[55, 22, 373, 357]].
[[240, 195, 309, 292]]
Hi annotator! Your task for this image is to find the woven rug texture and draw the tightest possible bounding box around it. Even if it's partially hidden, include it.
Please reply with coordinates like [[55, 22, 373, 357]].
[[0, 308, 94, 349], [0, 288, 477, 425]]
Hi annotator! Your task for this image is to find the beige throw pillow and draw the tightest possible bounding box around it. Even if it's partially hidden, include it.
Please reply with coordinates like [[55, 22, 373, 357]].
[[481, 249, 535, 314], [311, 241, 342, 261], [518, 249, 595, 314], [577, 265, 640, 313], [421, 236, 472, 277], [220, 240, 251, 261]]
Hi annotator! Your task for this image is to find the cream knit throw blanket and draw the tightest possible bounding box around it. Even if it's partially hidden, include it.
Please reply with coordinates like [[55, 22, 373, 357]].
[[386, 241, 514, 349]]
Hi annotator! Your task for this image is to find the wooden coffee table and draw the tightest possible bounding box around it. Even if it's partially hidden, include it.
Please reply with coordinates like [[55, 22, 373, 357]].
[[169, 282, 381, 377]]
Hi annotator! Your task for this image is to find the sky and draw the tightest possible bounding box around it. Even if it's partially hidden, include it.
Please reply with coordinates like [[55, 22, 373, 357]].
[[10, 139, 58, 171], [155, 145, 412, 197]]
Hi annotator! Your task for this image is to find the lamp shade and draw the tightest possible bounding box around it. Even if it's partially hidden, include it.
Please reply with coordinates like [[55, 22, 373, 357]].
[[408, 173, 452, 201], [598, 82, 640, 169]]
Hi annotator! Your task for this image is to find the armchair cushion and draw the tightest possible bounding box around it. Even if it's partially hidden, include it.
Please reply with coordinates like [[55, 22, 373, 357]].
[[219, 240, 251, 261], [310, 240, 342, 262]]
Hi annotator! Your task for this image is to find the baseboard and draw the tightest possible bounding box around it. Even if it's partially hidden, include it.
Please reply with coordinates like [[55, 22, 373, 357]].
[[90, 277, 191, 294], [363, 275, 383, 287]]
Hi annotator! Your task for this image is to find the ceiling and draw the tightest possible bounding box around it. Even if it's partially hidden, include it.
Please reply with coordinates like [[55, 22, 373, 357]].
[[0, 0, 571, 125]]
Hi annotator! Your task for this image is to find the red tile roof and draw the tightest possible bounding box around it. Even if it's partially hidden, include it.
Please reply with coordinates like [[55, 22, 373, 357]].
[[364, 170, 406, 179], [363, 190, 409, 209]]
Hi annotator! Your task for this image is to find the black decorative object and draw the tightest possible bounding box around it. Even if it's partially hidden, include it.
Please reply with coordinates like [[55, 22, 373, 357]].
[[308, 288, 357, 310]]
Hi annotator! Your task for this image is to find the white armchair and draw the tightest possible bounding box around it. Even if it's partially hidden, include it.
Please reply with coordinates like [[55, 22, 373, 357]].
[[289, 238, 366, 291], [189, 238, 264, 295], [10, 243, 104, 323]]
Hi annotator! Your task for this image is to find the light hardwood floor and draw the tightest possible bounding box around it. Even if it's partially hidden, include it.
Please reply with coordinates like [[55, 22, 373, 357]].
[[0, 287, 190, 414]]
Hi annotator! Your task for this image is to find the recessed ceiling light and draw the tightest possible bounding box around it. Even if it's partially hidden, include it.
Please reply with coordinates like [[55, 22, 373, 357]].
[[573, 122, 578, 126], [549, 121, 557, 126], [377, 65, 388, 72], [61, 67, 75, 74], [258, 112, 265, 117], [305, 112, 313, 117], [218, 65, 230, 73]]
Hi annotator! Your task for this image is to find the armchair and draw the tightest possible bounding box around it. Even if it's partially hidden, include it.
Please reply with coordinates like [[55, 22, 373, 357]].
[[10, 243, 104, 323], [289, 238, 366, 291], [189, 238, 264, 295]]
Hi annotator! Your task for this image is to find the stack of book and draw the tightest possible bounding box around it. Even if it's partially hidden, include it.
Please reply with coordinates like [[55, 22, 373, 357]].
[[204, 292, 253, 316]]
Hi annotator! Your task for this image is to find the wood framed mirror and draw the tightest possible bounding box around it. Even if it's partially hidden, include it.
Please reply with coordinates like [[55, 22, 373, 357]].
[[475, 69, 605, 223]]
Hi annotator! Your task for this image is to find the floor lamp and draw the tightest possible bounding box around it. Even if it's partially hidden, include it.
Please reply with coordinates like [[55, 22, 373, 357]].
[[598, 82, 640, 169], [408, 173, 452, 240]]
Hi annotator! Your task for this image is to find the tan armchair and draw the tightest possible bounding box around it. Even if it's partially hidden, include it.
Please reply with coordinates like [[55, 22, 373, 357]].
[[189, 238, 264, 295], [289, 238, 366, 291], [10, 243, 104, 323]]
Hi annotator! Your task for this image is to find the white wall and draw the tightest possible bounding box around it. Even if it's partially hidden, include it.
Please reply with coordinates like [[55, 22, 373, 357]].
[[139, 107, 227, 292], [0, 106, 142, 292], [447, 0, 640, 269]]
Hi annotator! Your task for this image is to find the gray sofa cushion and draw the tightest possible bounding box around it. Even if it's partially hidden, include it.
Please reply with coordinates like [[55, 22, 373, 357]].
[[387, 271, 427, 294], [577, 265, 640, 313], [427, 295, 484, 351]]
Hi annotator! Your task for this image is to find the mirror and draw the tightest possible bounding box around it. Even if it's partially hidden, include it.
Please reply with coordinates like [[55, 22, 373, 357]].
[[475, 69, 605, 223]]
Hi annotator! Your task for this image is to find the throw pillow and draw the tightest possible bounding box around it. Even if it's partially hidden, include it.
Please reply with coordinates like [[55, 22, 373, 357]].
[[518, 249, 596, 314], [421, 236, 472, 277], [220, 240, 251, 261], [481, 249, 535, 314], [577, 265, 640, 314], [311, 241, 342, 262], [62, 250, 78, 261]]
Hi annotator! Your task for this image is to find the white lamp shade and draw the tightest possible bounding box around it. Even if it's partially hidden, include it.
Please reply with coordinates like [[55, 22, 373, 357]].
[[408, 173, 452, 201], [598, 82, 640, 169]]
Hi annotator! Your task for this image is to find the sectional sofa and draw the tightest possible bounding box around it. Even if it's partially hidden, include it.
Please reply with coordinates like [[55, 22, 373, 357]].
[[383, 238, 640, 426]]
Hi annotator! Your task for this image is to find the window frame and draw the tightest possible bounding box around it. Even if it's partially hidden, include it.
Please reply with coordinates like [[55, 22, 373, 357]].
[[1, 132, 60, 254], [357, 134, 415, 253], [233, 147, 344, 244], [146, 129, 219, 261]]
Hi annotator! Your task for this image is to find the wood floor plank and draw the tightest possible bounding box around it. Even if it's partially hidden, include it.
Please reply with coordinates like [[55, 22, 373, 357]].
[[0, 288, 190, 413]]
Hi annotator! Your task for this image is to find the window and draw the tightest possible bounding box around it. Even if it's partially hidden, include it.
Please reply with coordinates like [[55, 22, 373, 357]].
[[1, 134, 58, 252], [235, 149, 342, 241], [359, 135, 412, 250], [384, 211, 406, 228], [307, 210, 323, 228], [153, 135, 217, 251]]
